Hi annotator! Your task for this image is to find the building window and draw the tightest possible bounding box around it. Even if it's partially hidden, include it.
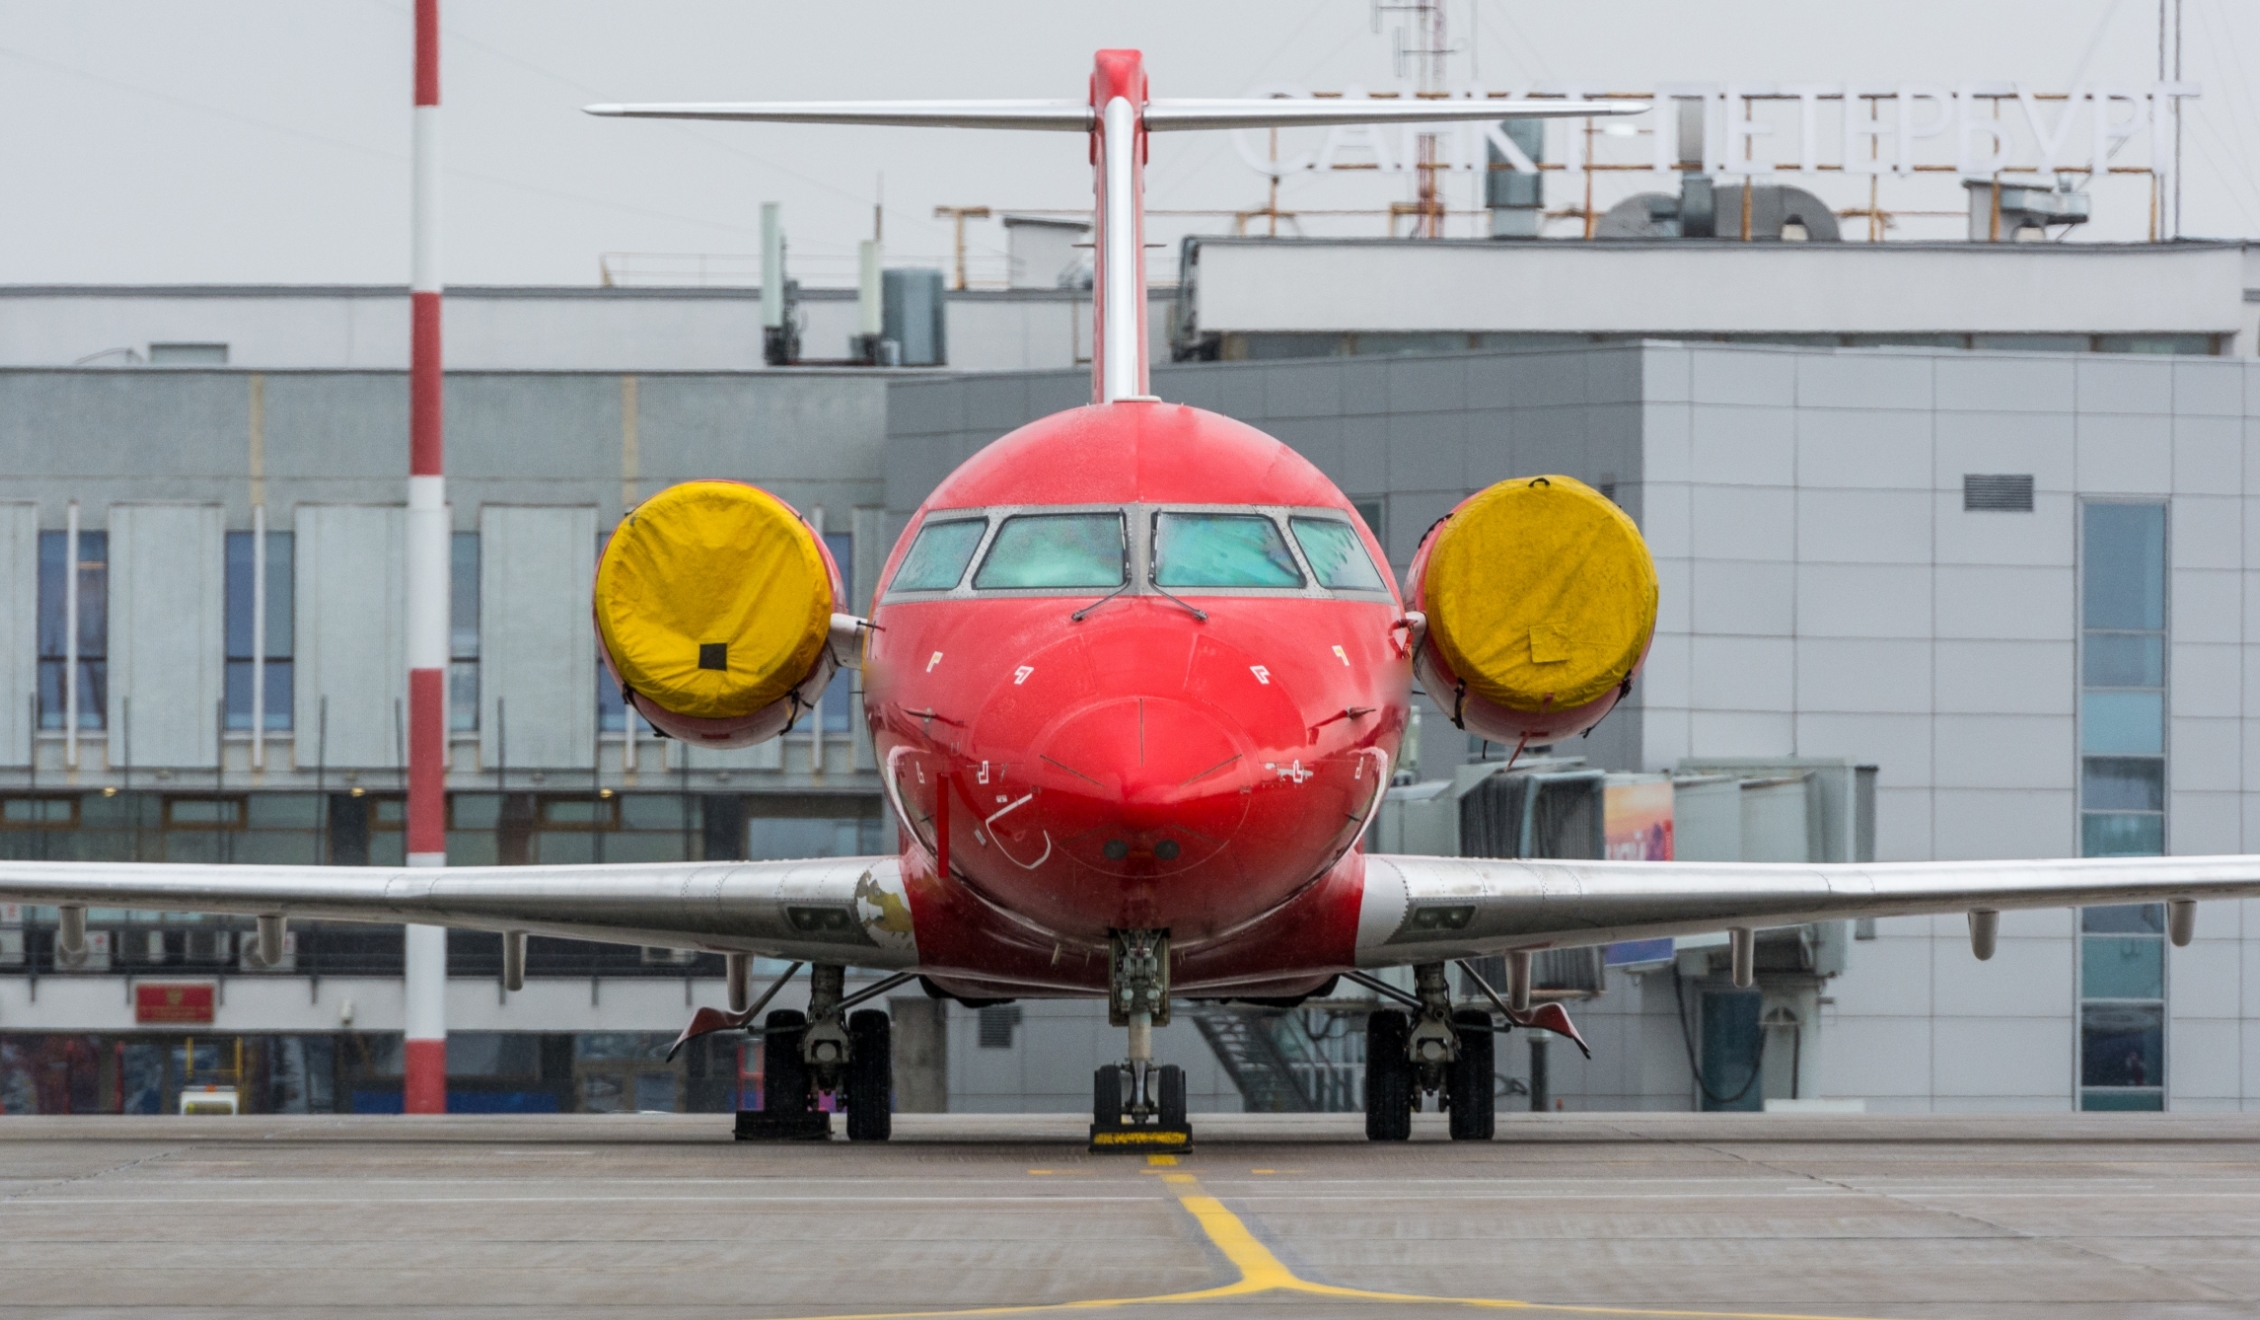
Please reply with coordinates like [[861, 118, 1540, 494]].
[[451, 532, 478, 732], [36, 530, 106, 731], [2080, 502, 2166, 857], [820, 531, 855, 735], [223, 531, 293, 731], [977, 1005, 1023, 1049], [2080, 906, 2166, 1111], [597, 528, 640, 737], [2078, 500, 2167, 1111]]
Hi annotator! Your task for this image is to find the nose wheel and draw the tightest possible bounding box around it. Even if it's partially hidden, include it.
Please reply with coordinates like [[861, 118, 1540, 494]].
[[1090, 929, 1192, 1152]]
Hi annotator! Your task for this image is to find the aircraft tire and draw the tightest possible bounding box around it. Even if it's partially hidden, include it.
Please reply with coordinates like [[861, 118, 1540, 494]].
[[1364, 1009, 1414, 1142], [1447, 1009, 1496, 1141], [763, 1010, 811, 1114], [1156, 1064, 1187, 1129], [844, 1009, 893, 1142], [1093, 1064, 1126, 1124]]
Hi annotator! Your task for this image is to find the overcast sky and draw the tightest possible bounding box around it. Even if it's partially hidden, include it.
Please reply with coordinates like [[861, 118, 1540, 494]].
[[0, 0, 2254, 286]]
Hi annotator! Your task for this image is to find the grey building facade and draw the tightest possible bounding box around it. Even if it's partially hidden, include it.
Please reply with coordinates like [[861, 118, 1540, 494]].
[[8, 336, 2260, 1117]]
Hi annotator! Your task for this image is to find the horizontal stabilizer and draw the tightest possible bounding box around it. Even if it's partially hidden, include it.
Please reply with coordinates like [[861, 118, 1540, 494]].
[[1142, 97, 1645, 131], [584, 100, 1094, 130], [583, 97, 1646, 132]]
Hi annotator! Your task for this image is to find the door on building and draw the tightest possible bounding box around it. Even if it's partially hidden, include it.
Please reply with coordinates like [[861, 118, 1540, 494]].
[[1699, 990, 1764, 1113]]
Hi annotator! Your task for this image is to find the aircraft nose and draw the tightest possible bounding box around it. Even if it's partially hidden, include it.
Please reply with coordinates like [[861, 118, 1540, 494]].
[[1034, 695, 1250, 874]]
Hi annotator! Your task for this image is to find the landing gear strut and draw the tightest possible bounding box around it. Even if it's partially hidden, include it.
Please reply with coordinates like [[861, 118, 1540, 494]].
[[1363, 961, 1494, 1142], [735, 962, 895, 1143], [1090, 929, 1190, 1152]]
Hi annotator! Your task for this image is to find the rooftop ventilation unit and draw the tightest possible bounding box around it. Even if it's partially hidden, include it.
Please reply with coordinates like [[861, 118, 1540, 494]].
[[1966, 180, 2090, 242]]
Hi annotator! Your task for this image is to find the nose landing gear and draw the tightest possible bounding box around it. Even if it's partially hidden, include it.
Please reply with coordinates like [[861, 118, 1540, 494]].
[[1090, 929, 1191, 1152]]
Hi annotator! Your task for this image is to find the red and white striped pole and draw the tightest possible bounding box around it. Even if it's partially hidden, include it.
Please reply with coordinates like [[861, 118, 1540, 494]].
[[402, 0, 449, 1115]]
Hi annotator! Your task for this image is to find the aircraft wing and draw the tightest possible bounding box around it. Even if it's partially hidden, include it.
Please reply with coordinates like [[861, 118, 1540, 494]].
[[0, 857, 918, 968], [1358, 853, 2260, 966]]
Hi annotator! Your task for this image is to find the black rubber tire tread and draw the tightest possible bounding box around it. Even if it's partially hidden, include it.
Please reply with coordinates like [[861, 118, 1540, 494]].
[[1157, 1064, 1187, 1129], [1364, 1009, 1414, 1142], [844, 1009, 893, 1142], [1093, 1064, 1125, 1125], [763, 1009, 811, 1114], [1448, 1008, 1496, 1141]]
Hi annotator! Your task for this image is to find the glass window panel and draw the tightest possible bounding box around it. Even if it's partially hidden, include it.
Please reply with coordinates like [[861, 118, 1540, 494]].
[[618, 795, 687, 830], [2083, 503, 2166, 631], [263, 660, 292, 731], [2082, 934, 2165, 999], [2082, 757, 2163, 811], [224, 658, 254, 731], [821, 669, 854, 734], [824, 531, 853, 603], [450, 793, 502, 830], [598, 661, 625, 734], [264, 532, 293, 660], [36, 530, 66, 659], [2083, 903, 2164, 934], [449, 659, 479, 733], [973, 514, 1124, 590], [892, 519, 986, 592], [1289, 516, 1387, 592], [2083, 633, 2162, 688], [2079, 1002, 2164, 1088], [224, 532, 256, 660], [450, 532, 480, 660], [2080, 1088, 2165, 1111], [746, 816, 869, 861], [1154, 513, 1304, 589], [245, 794, 321, 829], [2080, 691, 2162, 754], [75, 532, 106, 659], [2081, 812, 2164, 857]]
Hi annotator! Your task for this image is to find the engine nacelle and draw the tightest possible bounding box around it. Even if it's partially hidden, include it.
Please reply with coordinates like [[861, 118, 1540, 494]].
[[1405, 474, 1657, 748], [595, 480, 851, 749]]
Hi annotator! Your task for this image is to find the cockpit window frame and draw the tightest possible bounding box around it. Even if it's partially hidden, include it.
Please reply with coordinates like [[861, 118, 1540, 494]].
[[879, 502, 1395, 604]]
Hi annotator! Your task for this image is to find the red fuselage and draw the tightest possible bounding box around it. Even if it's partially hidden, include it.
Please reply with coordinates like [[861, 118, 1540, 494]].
[[865, 402, 1410, 999]]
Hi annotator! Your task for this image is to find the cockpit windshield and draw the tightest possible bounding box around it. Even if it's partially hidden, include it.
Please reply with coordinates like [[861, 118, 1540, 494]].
[[1152, 512, 1305, 588], [972, 512, 1126, 589], [1288, 516, 1387, 592], [892, 518, 987, 592]]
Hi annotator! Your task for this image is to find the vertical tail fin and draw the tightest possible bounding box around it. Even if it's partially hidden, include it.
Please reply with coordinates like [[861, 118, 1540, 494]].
[[1088, 50, 1149, 406]]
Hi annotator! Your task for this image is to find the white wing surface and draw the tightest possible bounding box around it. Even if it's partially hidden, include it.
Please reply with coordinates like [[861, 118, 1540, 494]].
[[1357, 853, 2260, 967], [0, 858, 916, 968]]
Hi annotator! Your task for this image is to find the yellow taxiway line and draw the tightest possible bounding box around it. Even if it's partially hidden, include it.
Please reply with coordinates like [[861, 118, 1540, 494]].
[[754, 1161, 1898, 1320]]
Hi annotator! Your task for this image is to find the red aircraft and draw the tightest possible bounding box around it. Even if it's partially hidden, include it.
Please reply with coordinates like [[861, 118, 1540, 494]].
[[5, 52, 2257, 1150]]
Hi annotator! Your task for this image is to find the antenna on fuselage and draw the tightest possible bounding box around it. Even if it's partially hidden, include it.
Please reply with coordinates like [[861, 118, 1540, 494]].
[[586, 60, 1642, 406]]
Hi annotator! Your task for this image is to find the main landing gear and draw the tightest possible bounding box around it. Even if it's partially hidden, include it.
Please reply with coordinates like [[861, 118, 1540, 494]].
[[1090, 929, 1191, 1153], [735, 962, 896, 1143], [1363, 962, 1496, 1142]]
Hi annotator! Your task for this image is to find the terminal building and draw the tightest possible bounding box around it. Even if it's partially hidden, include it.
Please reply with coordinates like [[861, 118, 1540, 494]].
[[2, 231, 2259, 1118]]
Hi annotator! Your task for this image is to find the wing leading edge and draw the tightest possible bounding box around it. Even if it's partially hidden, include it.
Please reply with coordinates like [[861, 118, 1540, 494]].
[[1358, 853, 2260, 967], [0, 857, 917, 969]]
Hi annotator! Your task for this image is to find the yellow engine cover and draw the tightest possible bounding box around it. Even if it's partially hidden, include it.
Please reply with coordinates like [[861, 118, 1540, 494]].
[[595, 481, 834, 721], [1422, 474, 1657, 713]]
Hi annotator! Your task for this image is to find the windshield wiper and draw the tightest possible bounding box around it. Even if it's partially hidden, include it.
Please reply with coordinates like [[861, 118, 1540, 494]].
[[1070, 580, 1132, 622], [1148, 581, 1208, 622]]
